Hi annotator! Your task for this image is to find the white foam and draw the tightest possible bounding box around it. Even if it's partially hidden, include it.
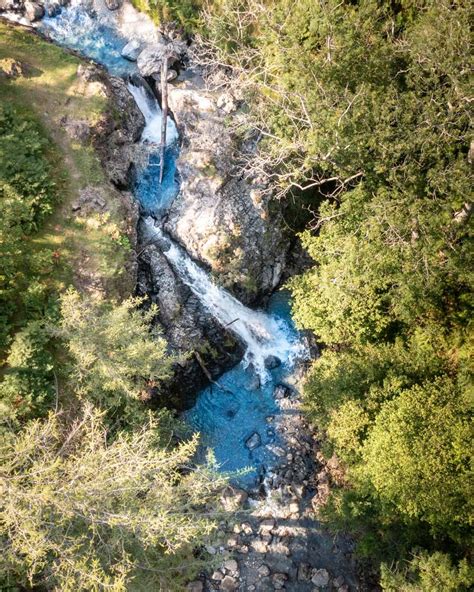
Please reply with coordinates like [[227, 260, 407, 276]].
[[143, 218, 306, 381], [127, 83, 178, 145]]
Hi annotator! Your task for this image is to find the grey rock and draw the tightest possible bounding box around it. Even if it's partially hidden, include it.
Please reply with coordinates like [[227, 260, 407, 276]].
[[272, 572, 288, 589], [220, 575, 238, 591], [311, 569, 330, 587], [273, 384, 291, 399], [24, 0, 44, 20], [264, 355, 281, 370], [104, 0, 122, 10], [246, 432, 261, 450], [186, 581, 203, 592], [137, 43, 178, 78], [221, 486, 248, 511], [121, 39, 142, 61], [223, 559, 239, 574], [297, 563, 312, 581], [166, 69, 290, 305], [258, 565, 270, 577]]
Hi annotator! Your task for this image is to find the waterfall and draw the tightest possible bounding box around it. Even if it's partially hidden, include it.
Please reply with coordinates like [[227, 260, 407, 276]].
[[127, 82, 178, 146], [143, 218, 305, 381]]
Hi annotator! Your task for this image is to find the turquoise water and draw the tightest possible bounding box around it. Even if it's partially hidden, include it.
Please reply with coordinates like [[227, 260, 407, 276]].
[[185, 291, 300, 486], [133, 144, 179, 215], [40, 5, 304, 487], [41, 6, 136, 76]]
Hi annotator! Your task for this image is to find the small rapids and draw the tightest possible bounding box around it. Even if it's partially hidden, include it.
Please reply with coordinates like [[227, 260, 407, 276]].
[[143, 218, 305, 382]]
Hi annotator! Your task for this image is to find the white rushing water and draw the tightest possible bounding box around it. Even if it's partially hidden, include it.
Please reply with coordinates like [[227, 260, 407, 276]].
[[127, 83, 178, 145], [143, 218, 305, 381]]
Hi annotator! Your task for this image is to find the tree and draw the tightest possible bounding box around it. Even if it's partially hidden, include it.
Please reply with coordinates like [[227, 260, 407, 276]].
[[0, 320, 54, 429], [56, 290, 173, 424], [1, 406, 228, 591], [361, 377, 472, 537]]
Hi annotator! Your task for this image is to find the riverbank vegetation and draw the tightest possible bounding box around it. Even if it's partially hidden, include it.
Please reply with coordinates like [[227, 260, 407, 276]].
[[0, 23, 227, 591], [191, 0, 473, 588]]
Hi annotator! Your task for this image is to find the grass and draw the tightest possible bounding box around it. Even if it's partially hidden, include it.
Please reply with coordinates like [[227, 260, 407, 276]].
[[0, 21, 135, 303]]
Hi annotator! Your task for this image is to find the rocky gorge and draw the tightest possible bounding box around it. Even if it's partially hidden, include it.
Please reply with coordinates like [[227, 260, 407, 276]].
[[0, 2, 363, 590]]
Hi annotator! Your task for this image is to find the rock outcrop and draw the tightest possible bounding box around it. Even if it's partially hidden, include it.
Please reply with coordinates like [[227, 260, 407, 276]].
[[165, 68, 290, 305], [73, 63, 145, 188], [0, 0, 65, 22]]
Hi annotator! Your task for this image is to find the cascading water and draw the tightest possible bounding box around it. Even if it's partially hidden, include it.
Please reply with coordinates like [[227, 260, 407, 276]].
[[37, 1, 308, 486], [127, 82, 180, 214], [143, 218, 304, 381]]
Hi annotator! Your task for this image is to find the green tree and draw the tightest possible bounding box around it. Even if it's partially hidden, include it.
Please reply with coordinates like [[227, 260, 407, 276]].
[[0, 320, 54, 429], [380, 551, 474, 592], [56, 290, 173, 424], [361, 377, 473, 538], [1, 405, 228, 591]]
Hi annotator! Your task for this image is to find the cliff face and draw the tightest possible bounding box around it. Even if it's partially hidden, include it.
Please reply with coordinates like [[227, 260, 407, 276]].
[[165, 68, 290, 306]]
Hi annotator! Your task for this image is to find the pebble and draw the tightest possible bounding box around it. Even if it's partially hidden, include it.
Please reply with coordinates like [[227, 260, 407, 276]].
[[297, 563, 312, 581], [258, 564, 271, 577], [220, 575, 238, 591], [259, 518, 275, 532], [289, 502, 299, 514], [224, 559, 239, 574], [334, 575, 345, 587], [311, 569, 330, 587]]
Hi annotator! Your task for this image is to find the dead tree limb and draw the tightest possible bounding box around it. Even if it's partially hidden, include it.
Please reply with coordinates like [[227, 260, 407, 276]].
[[159, 56, 169, 184]]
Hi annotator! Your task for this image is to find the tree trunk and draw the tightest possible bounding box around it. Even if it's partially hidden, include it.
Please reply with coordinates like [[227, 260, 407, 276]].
[[159, 57, 169, 185]]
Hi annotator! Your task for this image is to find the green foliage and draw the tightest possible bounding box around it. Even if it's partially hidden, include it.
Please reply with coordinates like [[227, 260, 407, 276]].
[[0, 102, 58, 348], [0, 406, 228, 591], [0, 321, 54, 428], [361, 377, 472, 538], [200, 0, 474, 580], [0, 103, 56, 229], [380, 552, 474, 592], [56, 290, 173, 425], [131, 0, 203, 31]]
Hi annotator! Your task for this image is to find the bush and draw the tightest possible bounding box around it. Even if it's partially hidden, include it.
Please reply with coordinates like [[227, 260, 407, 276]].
[[56, 289, 173, 425], [0, 320, 54, 428], [381, 552, 474, 592]]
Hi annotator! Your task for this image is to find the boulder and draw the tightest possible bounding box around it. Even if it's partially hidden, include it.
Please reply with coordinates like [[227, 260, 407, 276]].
[[220, 575, 238, 591], [136, 43, 178, 78], [121, 39, 142, 62], [264, 355, 281, 370], [45, 2, 61, 17], [311, 569, 330, 587], [245, 432, 261, 450], [258, 564, 270, 577], [221, 486, 248, 511], [104, 0, 122, 10], [24, 0, 44, 20], [273, 383, 291, 399], [297, 563, 312, 581], [223, 559, 239, 574]]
